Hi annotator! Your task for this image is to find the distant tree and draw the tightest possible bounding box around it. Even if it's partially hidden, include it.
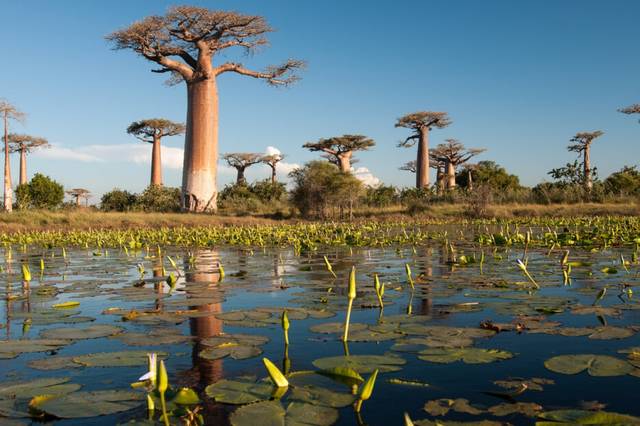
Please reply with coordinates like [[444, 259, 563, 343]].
[[429, 139, 485, 190], [7, 133, 49, 185], [303, 135, 375, 173], [107, 6, 304, 212], [66, 188, 91, 207], [101, 188, 137, 212], [457, 161, 521, 192], [0, 100, 25, 212], [262, 153, 285, 184], [136, 185, 181, 212], [429, 158, 447, 195], [568, 131, 603, 191], [619, 104, 640, 123], [396, 111, 451, 189], [364, 185, 399, 207], [16, 173, 64, 210], [127, 118, 185, 186], [548, 159, 597, 186], [604, 166, 640, 196], [223, 153, 263, 184], [399, 160, 416, 173]]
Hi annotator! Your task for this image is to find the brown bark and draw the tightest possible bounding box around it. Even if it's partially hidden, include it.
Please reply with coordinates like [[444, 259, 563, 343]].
[[446, 161, 456, 190], [151, 136, 162, 186], [270, 164, 277, 184], [436, 165, 445, 195], [236, 167, 247, 184], [584, 145, 592, 191], [467, 169, 473, 191], [416, 127, 429, 189], [19, 148, 27, 186], [182, 77, 218, 212], [75, 195, 80, 207], [3, 115, 12, 212], [337, 152, 352, 173]]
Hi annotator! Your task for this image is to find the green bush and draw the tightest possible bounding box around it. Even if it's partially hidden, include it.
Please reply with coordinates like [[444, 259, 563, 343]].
[[101, 189, 137, 212], [15, 173, 64, 210], [604, 166, 640, 196], [135, 185, 181, 212], [363, 185, 399, 207]]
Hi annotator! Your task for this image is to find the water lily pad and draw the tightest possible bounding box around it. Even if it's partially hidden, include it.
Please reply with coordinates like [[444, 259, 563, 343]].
[[312, 354, 406, 373], [423, 398, 484, 416], [289, 385, 356, 408], [204, 379, 274, 405], [309, 322, 367, 334], [72, 350, 167, 368], [493, 377, 554, 392], [418, 348, 514, 364], [200, 344, 261, 360], [28, 356, 79, 371], [544, 354, 634, 377], [112, 330, 191, 346], [39, 324, 123, 340], [229, 401, 339, 426], [488, 402, 542, 417], [30, 390, 143, 418], [588, 327, 634, 340], [0, 377, 80, 399], [0, 339, 70, 357], [537, 409, 640, 424]]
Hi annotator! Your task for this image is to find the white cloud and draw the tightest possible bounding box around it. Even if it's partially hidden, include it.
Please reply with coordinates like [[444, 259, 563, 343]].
[[35, 145, 100, 162], [352, 166, 381, 187]]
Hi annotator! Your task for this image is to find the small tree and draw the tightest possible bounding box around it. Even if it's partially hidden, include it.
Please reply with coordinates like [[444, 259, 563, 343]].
[[127, 119, 185, 186], [303, 135, 375, 173], [223, 153, 263, 184], [604, 166, 640, 196], [568, 131, 604, 191], [619, 104, 640, 123], [0, 100, 25, 212], [548, 160, 597, 186], [430, 139, 485, 190], [457, 161, 521, 192], [396, 111, 451, 189], [16, 173, 64, 210], [101, 188, 137, 212], [8, 133, 49, 185], [262, 153, 284, 184], [136, 185, 181, 212], [399, 160, 416, 173], [66, 188, 91, 207]]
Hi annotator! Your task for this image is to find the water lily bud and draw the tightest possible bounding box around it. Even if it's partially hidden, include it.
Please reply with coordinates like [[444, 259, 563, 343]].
[[348, 266, 356, 300], [263, 357, 289, 388], [281, 310, 289, 331], [146, 394, 155, 412], [157, 360, 168, 393], [21, 264, 31, 282], [359, 369, 379, 401]]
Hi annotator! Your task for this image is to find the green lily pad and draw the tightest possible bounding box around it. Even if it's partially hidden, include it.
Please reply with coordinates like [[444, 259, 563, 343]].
[[588, 327, 634, 340], [112, 330, 191, 346], [0, 339, 70, 357], [309, 322, 367, 334], [312, 354, 406, 373], [28, 356, 80, 371], [418, 348, 514, 364], [423, 398, 484, 416], [544, 354, 634, 376], [289, 385, 356, 408], [204, 379, 274, 405], [229, 401, 339, 426], [72, 350, 167, 368], [0, 377, 80, 399], [493, 377, 554, 392], [199, 344, 261, 360], [488, 402, 542, 417], [30, 390, 143, 418], [537, 409, 640, 424], [40, 324, 123, 340]]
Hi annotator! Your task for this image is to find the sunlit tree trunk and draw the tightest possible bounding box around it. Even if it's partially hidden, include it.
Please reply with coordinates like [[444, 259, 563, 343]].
[[583, 146, 592, 191], [3, 115, 12, 212], [151, 135, 162, 186], [19, 148, 27, 186], [446, 161, 456, 190], [338, 152, 352, 173], [236, 168, 246, 184], [467, 169, 473, 191], [416, 127, 429, 189], [435, 165, 445, 195], [182, 77, 218, 212]]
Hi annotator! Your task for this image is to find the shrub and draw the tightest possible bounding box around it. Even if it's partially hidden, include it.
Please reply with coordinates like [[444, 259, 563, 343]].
[[15, 173, 64, 210], [135, 185, 181, 212], [101, 189, 137, 212], [604, 166, 640, 196], [363, 185, 399, 207]]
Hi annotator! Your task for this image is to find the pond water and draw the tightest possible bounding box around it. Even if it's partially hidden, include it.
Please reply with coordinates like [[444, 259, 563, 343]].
[[0, 239, 639, 425]]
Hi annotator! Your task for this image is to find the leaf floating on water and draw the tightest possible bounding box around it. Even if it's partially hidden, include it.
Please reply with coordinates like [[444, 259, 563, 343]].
[[312, 354, 406, 374], [29, 390, 143, 418], [72, 350, 168, 368], [0, 377, 80, 399], [52, 301, 80, 309], [488, 402, 542, 417], [544, 354, 634, 377], [537, 409, 640, 425], [39, 324, 123, 340], [204, 379, 274, 405], [316, 366, 364, 387], [418, 348, 514, 364], [423, 398, 484, 416], [229, 400, 340, 426], [388, 378, 430, 387]]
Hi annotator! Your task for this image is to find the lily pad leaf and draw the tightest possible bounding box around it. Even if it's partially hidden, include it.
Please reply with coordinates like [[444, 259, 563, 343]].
[[312, 354, 406, 374], [72, 351, 167, 368], [30, 390, 143, 418], [423, 398, 484, 416], [544, 354, 634, 377], [537, 409, 640, 424], [40, 324, 123, 340], [204, 379, 274, 405], [418, 348, 514, 364]]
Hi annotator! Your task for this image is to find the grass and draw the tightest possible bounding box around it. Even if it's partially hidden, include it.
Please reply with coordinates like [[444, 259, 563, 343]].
[[0, 201, 637, 233]]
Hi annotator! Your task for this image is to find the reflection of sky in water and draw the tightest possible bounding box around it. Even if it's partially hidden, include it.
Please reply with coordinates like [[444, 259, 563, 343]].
[[0, 242, 638, 425]]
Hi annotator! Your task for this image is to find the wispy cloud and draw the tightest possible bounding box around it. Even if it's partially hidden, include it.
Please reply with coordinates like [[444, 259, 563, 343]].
[[352, 166, 381, 187]]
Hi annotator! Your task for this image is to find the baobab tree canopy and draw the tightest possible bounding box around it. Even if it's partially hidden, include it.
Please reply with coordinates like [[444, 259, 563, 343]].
[[224, 153, 263, 184], [303, 134, 375, 172], [430, 139, 485, 189], [399, 160, 417, 173], [7, 133, 49, 152], [126, 119, 185, 142], [107, 6, 304, 213], [568, 131, 604, 152], [66, 188, 91, 206], [619, 104, 640, 121], [395, 112, 451, 136]]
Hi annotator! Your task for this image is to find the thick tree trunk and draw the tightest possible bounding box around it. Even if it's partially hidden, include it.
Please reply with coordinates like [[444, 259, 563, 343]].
[[337, 152, 352, 173], [583, 147, 592, 191], [182, 78, 218, 212], [467, 169, 473, 191], [416, 127, 430, 189], [19, 148, 27, 186], [270, 165, 276, 184], [436, 166, 445, 195], [151, 136, 162, 186], [236, 167, 246, 184], [446, 161, 456, 190], [75, 195, 80, 207], [3, 115, 12, 213]]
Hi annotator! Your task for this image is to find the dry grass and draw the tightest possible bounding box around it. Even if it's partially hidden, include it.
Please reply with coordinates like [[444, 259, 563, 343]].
[[0, 202, 637, 233]]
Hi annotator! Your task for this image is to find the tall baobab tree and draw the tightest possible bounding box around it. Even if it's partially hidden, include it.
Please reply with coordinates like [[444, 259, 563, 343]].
[[66, 188, 91, 207], [7, 134, 49, 185], [223, 153, 263, 184], [430, 139, 485, 190], [0, 100, 25, 212], [126, 119, 185, 186], [619, 104, 640, 123], [107, 6, 304, 213], [568, 131, 604, 191], [262, 153, 284, 184], [396, 112, 451, 189], [303, 134, 375, 173]]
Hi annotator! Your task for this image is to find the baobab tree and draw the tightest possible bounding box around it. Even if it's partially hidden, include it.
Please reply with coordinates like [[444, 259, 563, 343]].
[[400, 159, 446, 194], [66, 188, 91, 207], [107, 6, 304, 212], [0, 100, 25, 212], [7, 134, 49, 185], [619, 104, 640, 123], [126, 119, 185, 186], [303, 134, 375, 173], [262, 153, 285, 184], [430, 139, 485, 190], [399, 160, 416, 173], [396, 112, 451, 189], [223, 153, 263, 184], [568, 131, 604, 191]]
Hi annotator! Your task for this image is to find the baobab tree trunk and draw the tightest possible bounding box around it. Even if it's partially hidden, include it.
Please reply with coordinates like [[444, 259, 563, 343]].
[[270, 165, 276, 185], [151, 136, 162, 186], [416, 127, 429, 189], [436, 166, 445, 195], [3, 115, 12, 213], [583, 147, 592, 191], [467, 169, 473, 191], [182, 77, 218, 212], [19, 148, 27, 186], [446, 162, 456, 190], [337, 152, 352, 173], [75, 195, 80, 207], [236, 168, 246, 185]]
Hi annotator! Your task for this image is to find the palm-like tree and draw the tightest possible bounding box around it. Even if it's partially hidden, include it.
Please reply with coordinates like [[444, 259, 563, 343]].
[[568, 131, 604, 191], [303, 135, 375, 173], [7, 134, 49, 185]]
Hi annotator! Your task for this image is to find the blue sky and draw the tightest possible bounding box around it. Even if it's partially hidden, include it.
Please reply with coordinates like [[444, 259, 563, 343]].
[[1, 0, 638, 202]]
